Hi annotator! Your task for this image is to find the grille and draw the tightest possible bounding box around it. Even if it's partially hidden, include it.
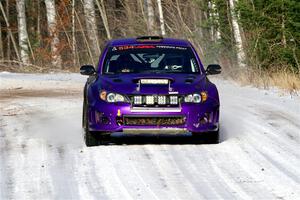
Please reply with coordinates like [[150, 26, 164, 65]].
[[124, 116, 185, 126]]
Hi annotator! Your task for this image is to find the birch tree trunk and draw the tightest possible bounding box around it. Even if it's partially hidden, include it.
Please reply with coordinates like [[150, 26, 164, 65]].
[[95, 0, 111, 39], [83, 0, 101, 60], [0, 1, 20, 62], [138, 0, 148, 27], [209, 1, 220, 42], [72, 0, 76, 65], [44, 0, 62, 68], [281, 1, 286, 48], [0, 25, 3, 60], [229, 0, 246, 67], [157, 0, 165, 36], [37, 0, 41, 44], [16, 0, 30, 64], [145, 0, 156, 35], [6, 0, 10, 60]]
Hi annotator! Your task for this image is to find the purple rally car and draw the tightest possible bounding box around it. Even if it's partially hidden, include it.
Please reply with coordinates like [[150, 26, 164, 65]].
[[80, 36, 221, 146]]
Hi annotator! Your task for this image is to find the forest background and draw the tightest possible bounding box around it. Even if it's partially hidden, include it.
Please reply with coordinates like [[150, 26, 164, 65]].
[[0, 0, 299, 92]]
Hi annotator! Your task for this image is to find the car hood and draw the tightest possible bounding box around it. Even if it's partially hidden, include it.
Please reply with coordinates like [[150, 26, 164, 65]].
[[96, 73, 207, 95]]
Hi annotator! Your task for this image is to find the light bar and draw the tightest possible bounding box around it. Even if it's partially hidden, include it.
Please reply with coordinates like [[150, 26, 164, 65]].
[[157, 96, 166, 105], [134, 96, 142, 104], [145, 96, 155, 104], [140, 79, 169, 85], [170, 96, 178, 104]]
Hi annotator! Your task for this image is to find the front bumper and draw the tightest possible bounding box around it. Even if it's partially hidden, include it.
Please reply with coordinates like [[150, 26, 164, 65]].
[[87, 102, 219, 134]]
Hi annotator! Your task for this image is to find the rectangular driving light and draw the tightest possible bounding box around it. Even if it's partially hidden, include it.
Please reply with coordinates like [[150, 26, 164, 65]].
[[134, 96, 142, 105], [157, 96, 166, 105], [140, 79, 169, 85], [169, 96, 178, 105], [145, 96, 155, 105]]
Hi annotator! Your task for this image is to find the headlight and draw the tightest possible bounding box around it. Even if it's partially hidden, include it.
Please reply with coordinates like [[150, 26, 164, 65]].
[[100, 90, 127, 102], [184, 94, 194, 103], [184, 93, 207, 103], [107, 93, 116, 102], [193, 94, 201, 103]]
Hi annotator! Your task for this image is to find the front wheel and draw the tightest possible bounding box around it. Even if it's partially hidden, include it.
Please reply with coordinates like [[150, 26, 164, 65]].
[[192, 130, 219, 144], [84, 130, 98, 147], [83, 105, 98, 146], [83, 106, 111, 146]]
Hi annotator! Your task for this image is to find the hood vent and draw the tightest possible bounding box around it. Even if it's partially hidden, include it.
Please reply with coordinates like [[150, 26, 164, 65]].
[[185, 77, 195, 84]]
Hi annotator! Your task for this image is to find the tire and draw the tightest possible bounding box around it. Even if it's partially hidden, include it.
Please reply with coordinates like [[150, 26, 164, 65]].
[[83, 103, 111, 146], [206, 130, 219, 144], [84, 130, 99, 147], [98, 134, 111, 145], [82, 101, 86, 128], [84, 106, 98, 147], [192, 129, 219, 144]]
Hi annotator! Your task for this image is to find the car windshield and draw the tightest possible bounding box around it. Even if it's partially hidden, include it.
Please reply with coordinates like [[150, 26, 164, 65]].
[[102, 45, 200, 74]]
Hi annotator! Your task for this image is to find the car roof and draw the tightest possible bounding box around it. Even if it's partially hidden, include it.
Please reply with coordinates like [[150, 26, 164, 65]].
[[107, 37, 191, 47]]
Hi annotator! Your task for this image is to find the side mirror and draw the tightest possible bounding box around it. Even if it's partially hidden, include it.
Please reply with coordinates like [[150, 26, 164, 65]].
[[206, 64, 221, 75], [80, 65, 96, 75]]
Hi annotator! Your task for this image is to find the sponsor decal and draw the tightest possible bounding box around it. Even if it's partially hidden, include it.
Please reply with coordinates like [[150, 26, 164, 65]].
[[117, 45, 155, 51]]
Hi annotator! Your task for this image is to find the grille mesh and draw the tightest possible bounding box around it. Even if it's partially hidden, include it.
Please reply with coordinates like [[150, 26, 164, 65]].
[[124, 116, 185, 126]]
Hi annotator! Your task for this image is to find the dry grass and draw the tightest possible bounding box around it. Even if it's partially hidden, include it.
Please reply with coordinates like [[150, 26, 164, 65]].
[[226, 67, 300, 95]]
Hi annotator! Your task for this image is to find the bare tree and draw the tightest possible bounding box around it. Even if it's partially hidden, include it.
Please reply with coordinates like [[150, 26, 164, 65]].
[[229, 0, 245, 67], [6, 0, 10, 60], [0, 1, 20, 62], [72, 0, 77, 66], [145, 0, 156, 35], [157, 0, 166, 36], [96, 0, 111, 39], [16, 0, 30, 64], [83, 0, 101, 60], [44, 0, 62, 68], [0, 25, 3, 60], [209, 1, 220, 42]]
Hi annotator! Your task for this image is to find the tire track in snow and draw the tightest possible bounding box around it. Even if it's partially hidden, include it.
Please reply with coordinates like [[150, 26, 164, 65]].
[[236, 141, 300, 199], [167, 145, 224, 199], [47, 145, 82, 199], [203, 144, 277, 199], [91, 148, 133, 199], [220, 91, 300, 199], [0, 126, 15, 200], [126, 146, 175, 199], [147, 145, 205, 199], [108, 146, 159, 199], [185, 145, 242, 199]]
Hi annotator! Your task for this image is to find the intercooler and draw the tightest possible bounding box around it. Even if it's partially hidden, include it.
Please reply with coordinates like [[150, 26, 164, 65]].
[[123, 116, 185, 126]]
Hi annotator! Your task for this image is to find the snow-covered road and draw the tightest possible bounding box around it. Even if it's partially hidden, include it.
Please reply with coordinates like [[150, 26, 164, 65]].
[[0, 73, 299, 199]]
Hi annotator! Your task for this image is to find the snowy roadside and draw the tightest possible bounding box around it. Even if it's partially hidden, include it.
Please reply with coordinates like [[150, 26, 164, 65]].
[[0, 72, 85, 90], [0, 72, 299, 199]]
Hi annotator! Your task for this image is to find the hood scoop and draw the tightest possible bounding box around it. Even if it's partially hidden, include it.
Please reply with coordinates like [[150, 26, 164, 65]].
[[133, 78, 172, 93], [132, 77, 174, 84]]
